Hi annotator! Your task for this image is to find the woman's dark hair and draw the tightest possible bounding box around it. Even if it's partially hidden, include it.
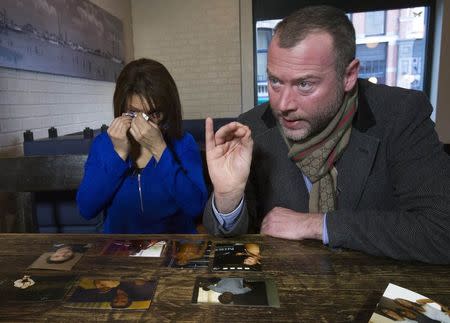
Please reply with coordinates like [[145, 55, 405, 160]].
[[274, 5, 355, 79], [113, 58, 183, 140]]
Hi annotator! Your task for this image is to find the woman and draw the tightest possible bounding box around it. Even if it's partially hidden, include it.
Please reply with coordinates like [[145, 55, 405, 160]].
[[77, 58, 207, 233]]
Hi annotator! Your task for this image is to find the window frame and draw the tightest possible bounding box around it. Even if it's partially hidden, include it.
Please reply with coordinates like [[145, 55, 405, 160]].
[[252, 0, 436, 104]]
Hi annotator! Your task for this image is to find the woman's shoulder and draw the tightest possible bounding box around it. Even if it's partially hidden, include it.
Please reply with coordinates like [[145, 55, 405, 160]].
[[170, 131, 199, 152], [92, 131, 110, 145], [89, 132, 113, 154]]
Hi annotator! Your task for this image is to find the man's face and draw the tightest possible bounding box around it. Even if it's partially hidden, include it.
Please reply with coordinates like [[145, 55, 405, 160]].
[[243, 256, 259, 266], [112, 289, 130, 308], [267, 32, 345, 141], [50, 246, 73, 262]]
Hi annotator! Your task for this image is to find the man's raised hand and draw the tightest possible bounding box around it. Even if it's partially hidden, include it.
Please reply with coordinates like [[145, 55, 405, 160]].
[[205, 117, 253, 213]]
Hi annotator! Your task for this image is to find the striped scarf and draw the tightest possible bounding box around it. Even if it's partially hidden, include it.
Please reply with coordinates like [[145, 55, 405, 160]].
[[281, 87, 358, 213]]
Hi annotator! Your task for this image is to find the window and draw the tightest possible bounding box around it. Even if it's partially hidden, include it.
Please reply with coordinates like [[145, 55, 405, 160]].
[[255, 24, 276, 104], [365, 11, 385, 36], [396, 39, 425, 90], [254, 2, 433, 105], [256, 27, 272, 83], [357, 42, 387, 85]]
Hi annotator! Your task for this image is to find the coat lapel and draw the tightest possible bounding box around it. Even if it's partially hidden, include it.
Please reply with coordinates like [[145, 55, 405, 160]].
[[336, 129, 379, 209], [257, 87, 380, 212], [256, 107, 310, 212], [336, 83, 380, 210]]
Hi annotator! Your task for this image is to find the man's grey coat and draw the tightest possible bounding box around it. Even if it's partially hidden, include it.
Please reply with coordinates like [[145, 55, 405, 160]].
[[203, 79, 450, 264]]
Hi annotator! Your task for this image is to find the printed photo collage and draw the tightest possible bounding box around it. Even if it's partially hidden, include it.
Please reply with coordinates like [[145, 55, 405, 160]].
[[2, 240, 280, 310], [369, 283, 450, 323]]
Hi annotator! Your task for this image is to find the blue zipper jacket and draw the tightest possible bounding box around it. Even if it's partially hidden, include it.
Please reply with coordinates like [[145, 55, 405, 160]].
[[76, 132, 208, 233]]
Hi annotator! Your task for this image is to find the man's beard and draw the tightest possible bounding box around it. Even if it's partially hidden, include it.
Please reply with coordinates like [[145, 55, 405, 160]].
[[276, 86, 345, 142]]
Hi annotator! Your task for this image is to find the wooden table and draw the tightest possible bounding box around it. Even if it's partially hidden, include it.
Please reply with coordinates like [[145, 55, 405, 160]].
[[0, 234, 448, 322]]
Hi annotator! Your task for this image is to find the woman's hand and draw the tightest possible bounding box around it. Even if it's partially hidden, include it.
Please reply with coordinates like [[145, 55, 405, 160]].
[[107, 115, 132, 160], [129, 113, 167, 161]]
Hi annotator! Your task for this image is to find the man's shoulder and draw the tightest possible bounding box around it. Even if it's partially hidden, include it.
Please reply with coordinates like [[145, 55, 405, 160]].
[[238, 102, 274, 135], [90, 132, 110, 151], [239, 102, 270, 122], [359, 79, 429, 110], [357, 78, 432, 128]]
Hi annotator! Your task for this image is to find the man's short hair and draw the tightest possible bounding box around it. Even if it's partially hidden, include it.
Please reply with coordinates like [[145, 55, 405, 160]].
[[274, 5, 356, 78]]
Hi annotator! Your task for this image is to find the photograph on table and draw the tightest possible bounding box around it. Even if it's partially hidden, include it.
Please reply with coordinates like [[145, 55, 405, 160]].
[[0, 274, 76, 302], [369, 283, 450, 322], [163, 240, 212, 268], [28, 243, 91, 271], [191, 277, 279, 307], [212, 243, 261, 271], [64, 277, 158, 310], [100, 239, 166, 257]]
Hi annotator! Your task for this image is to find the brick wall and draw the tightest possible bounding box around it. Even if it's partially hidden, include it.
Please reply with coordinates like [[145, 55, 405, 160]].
[[0, 0, 133, 157], [132, 0, 243, 119], [0, 68, 114, 156]]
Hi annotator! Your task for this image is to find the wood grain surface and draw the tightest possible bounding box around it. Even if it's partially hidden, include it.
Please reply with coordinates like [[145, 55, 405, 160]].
[[0, 233, 448, 322]]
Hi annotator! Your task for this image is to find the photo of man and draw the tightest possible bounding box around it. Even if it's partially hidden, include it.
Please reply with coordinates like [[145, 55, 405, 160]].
[[193, 277, 279, 307], [65, 278, 158, 310], [28, 243, 89, 271], [46, 246, 75, 264], [212, 243, 262, 271]]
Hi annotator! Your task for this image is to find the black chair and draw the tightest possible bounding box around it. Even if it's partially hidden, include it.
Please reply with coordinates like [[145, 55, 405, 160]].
[[183, 118, 237, 147], [0, 155, 88, 232]]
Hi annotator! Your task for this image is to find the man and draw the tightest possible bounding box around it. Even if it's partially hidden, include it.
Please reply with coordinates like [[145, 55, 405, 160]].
[[203, 5, 450, 264], [46, 246, 74, 264]]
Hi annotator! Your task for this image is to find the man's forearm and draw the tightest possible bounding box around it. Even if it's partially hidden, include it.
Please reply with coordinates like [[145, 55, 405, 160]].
[[307, 213, 324, 240], [214, 190, 245, 214]]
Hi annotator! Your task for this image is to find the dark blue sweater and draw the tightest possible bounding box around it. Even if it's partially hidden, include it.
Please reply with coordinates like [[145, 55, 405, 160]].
[[76, 132, 207, 233]]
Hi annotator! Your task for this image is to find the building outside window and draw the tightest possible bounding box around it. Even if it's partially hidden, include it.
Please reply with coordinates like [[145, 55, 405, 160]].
[[365, 11, 385, 36], [256, 24, 275, 104], [255, 6, 428, 104], [357, 42, 387, 85]]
